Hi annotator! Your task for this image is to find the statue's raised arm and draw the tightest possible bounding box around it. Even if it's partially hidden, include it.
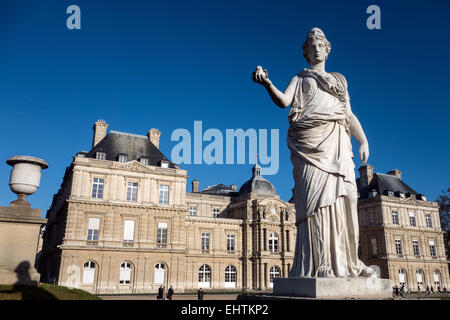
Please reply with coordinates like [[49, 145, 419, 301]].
[[252, 66, 297, 109]]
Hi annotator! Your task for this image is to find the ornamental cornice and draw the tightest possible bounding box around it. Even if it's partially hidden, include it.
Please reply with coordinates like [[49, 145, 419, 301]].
[[68, 198, 188, 212]]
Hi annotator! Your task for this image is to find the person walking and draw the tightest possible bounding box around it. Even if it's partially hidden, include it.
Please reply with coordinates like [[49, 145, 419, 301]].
[[162, 286, 166, 300], [197, 288, 204, 300], [157, 286, 163, 300], [167, 286, 174, 300]]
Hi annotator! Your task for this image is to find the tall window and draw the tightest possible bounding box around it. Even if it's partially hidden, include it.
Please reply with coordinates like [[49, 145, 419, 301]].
[[429, 240, 436, 256], [395, 239, 403, 255], [189, 206, 197, 216], [409, 212, 416, 227], [82, 261, 96, 284], [123, 220, 135, 244], [159, 185, 169, 205], [392, 210, 399, 225], [198, 265, 211, 287], [225, 265, 236, 288], [154, 263, 165, 284], [416, 269, 424, 285], [425, 214, 433, 228], [371, 238, 378, 256], [433, 270, 441, 285], [213, 208, 220, 218], [87, 218, 100, 242], [91, 178, 104, 199], [286, 230, 290, 252], [368, 211, 375, 225], [96, 152, 106, 160], [269, 232, 279, 252], [269, 266, 281, 287], [157, 222, 168, 247], [126, 182, 138, 202], [412, 240, 420, 256], [201, 232, 210, 252], [398, 269, 406, 286], [119, 262, 132, 284], [227, 234, 235, 252]]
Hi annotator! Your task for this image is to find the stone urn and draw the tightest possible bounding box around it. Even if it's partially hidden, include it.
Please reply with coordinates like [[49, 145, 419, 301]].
[[6, 156, 48, 207]]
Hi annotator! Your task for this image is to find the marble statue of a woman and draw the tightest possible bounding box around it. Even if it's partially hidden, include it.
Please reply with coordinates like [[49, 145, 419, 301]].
[[253, 27, 376, 278]]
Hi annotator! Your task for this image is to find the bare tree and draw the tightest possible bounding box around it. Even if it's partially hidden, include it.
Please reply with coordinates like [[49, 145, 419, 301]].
[[437, 188, 450, 260]]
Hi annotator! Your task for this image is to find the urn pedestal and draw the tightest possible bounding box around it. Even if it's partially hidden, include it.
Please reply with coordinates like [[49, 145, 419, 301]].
[[0, 156, 48, 286]]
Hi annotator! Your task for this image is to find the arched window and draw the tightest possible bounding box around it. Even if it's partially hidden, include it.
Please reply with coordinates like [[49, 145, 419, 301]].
[[119, 262, 132, 284], [154, 263, 165, 285], [225, 265, 236, 288], [398, 269, 407, 286], [269, 232, 279, 252], [433, 270, 441, 285], [198, 265, 211, 288], [269, 266, 281, 288], [82, 261, 96, 285], [416, 269, 424, 286]]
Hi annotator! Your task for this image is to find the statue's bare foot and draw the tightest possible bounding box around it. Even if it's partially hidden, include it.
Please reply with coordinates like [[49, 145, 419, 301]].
[[316, 266, 335, 277], [360, 265, 378, 277]]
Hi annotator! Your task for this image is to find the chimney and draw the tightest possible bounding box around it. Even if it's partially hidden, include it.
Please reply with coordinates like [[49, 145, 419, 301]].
[[387, 169, 402, 180], [230, 184, 237, 191], [358, 164, 374, 188], [147, 128, 161, 149], [192, 179, 199, 193], [92, 120, 109, 148]]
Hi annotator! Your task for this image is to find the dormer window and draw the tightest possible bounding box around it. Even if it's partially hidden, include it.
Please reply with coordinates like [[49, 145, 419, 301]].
[[96, 152, 106, 160], [118, 154, 128, 163], [140, 158, 149, 166], [160, 160, 169, 168]]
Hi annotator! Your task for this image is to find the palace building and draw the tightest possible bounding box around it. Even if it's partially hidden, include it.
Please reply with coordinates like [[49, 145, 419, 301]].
[[357, 165, 449, 291], [38, 120, 448, 294], [38, 120, 296, 294]]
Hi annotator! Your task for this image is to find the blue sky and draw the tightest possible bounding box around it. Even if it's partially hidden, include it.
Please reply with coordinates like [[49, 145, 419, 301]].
[[0, 0, 449, 216]]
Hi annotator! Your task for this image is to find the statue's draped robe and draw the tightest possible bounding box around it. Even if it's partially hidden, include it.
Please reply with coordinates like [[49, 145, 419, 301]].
[[288, 69, 371, 278]]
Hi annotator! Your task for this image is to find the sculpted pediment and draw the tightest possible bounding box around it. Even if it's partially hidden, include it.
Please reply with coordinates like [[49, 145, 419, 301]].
[[400, 197, 419, 205], [123, 160, 155, 173]]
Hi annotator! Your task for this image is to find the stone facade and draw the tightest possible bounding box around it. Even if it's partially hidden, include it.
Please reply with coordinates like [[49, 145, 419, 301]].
[[38, 121, 295, 294], [357, 165, 449, 291]]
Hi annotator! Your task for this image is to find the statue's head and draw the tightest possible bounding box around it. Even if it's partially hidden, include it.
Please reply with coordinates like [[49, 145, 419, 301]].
[[302, 27, 331, 65]]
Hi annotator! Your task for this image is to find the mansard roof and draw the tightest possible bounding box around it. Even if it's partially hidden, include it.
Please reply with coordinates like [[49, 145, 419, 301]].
[[200, 184, 237, 196], [83, 130, 177, 168], [357, 172, 418, 199]]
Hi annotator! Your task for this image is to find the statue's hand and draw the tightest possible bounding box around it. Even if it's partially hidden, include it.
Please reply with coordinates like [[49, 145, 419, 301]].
[[359, 142, 369, 165], [252, 66, 272, 87]]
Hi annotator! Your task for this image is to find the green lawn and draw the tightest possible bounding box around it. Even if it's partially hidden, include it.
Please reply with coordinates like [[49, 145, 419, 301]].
[[0, 283, 101, 300]]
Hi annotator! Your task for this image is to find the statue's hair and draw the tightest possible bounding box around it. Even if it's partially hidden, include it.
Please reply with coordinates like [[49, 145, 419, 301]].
[[302, 36, 331, 64]]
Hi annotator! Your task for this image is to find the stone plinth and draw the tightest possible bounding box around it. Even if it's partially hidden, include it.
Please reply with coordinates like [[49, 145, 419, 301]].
[[0, 205, 47, 286], [274, 277, 392, 299]]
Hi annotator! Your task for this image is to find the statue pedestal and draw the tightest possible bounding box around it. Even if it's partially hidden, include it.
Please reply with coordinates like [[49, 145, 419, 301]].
[[274, 277, 392, 299]]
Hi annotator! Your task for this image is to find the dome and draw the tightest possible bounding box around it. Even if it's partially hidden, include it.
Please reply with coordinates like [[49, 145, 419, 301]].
[[238, 164, 277, 196]]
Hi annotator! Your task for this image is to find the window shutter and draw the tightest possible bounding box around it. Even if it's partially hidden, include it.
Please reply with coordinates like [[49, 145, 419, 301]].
[[158, 222, 168, 229], [416, 271, 423, 283], [123, 220, 135, 241], [399, 271, 405, 283], [88, 218, 100, 230], [120, 268, 131, 282], [83, 268, 95, 284], [434, 272, 440, 283]]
